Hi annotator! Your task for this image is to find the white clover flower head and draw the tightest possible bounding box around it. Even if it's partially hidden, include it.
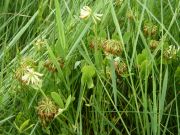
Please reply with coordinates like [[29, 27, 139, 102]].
[[164, 45, 180, 59], [80, 6, 103, 24], [92, 13, 103, 24], [167, 45, 178, 58], [79, 6, 92, 19], [21, 66, 43, 86]]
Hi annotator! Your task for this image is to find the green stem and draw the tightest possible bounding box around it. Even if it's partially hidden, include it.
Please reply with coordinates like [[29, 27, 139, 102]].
[[39, 87, 47, 98]]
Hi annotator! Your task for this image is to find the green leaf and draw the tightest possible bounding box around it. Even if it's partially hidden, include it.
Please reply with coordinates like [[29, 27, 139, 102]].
[[137, 49, 149, 66], [112, 32, 119, 40], [19, 119, 30, 132], [175, 66, 180, 77], [81, 65, 95, 77], [65, 95, 72, 110], [87, 78, 94, 89], [140, 60, 152, 78], [15, 112, 22, 122], [99, 30, 107, 38], [137, 49, 152, 78], [81, 74, 87, 86], [175, 66, 180, 84], [81, 65, 96, 88], [51, 92, 64, 108]]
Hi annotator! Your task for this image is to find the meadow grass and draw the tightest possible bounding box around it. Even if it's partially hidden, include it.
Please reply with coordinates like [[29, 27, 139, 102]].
[[0, 0, 179, 134]]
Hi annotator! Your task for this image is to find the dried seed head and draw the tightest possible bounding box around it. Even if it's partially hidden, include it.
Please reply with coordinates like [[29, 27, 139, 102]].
[[89, 38, 103, 50], [44, 59, 57, 72], [143, 25, 149, 36], [143, 22, 158, 37], [44, 58, 64, 72], [114, 60, 127, 76], [151, 25, 158, 36], [37, 97, 58, 127], [149, 40, 159, 50], [102, 40, 123, 56]]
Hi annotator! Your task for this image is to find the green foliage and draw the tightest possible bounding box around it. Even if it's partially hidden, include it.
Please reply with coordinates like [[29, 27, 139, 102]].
[[137, 49, 152, 78], [51, 92, 64, 108], [0, 0, 179, 134], [81, 65, 96, 89], [175, 66, 180, 84], [13, 112, 34, 134]]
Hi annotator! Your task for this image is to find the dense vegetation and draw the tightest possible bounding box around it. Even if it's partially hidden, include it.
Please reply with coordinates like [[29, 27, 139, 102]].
[[0, 0, 179, 134]]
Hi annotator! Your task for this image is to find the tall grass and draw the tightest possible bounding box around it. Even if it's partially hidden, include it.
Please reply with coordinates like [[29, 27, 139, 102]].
[[0, 0, 179, 134]]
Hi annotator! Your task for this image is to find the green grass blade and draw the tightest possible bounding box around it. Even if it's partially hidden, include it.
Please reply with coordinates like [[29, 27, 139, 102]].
[[54, 0, 66, 54]]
